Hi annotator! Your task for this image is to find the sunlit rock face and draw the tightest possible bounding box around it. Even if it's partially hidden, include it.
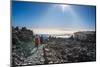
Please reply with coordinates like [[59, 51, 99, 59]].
[[73, 31, 96, 42]]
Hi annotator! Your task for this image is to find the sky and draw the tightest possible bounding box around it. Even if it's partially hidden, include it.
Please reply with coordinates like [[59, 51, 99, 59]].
[[12, 1, 96, 34]]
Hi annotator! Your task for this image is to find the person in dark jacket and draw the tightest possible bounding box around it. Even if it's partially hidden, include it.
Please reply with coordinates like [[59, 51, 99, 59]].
[[40, 35, 44, 44], [35, 35, 40, 49]]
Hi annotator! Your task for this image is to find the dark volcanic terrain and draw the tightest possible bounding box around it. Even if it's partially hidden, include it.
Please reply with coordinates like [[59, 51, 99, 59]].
[[12, 27, 96, 66]]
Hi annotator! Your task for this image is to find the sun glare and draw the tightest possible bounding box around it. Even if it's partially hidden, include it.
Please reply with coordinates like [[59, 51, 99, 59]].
[[59, 4, 70, 12]]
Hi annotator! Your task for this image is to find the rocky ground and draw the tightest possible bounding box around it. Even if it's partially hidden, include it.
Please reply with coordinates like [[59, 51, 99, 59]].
[[12, 27, 96, 66], [22, 44, 45, 65], [12, 27, 46, 66], [44, 37, 96, 64]]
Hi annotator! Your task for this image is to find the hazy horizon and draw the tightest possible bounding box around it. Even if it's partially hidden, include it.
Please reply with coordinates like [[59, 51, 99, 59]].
[[31, 28, 95, 35]]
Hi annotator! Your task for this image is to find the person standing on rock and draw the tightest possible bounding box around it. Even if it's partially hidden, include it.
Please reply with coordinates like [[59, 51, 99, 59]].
[[40, 35, 44, 44], [35, 35, 40, 49]]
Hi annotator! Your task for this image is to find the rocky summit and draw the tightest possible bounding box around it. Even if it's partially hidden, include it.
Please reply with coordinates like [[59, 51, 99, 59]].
[[12, 27, 96, 66]]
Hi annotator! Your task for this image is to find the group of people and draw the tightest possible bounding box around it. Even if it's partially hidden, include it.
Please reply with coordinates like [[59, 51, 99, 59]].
[[34, 35, 44, 48]]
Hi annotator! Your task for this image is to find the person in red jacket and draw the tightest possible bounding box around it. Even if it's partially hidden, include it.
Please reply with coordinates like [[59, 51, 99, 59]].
[[35, 35, 40, 49]]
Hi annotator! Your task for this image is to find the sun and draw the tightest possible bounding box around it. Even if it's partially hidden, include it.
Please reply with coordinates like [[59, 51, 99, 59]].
[[59, 4, 70, 12], [54, 4, 70, 12]]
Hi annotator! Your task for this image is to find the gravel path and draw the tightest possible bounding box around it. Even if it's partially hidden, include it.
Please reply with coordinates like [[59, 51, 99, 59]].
[[21, 44, 46, 65]]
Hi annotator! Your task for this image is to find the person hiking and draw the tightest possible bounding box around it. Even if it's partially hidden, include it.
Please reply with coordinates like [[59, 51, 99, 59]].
[[40, 35, 44, 44], [35, 35, 40, 49]]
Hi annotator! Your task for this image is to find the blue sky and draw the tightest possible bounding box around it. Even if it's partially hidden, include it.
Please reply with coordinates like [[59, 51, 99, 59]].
[[12, 1, 96, 31]]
